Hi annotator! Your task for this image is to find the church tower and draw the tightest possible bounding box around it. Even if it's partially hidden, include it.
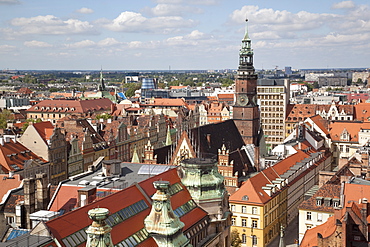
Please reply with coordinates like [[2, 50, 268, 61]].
[[233, 19, 260, 147]]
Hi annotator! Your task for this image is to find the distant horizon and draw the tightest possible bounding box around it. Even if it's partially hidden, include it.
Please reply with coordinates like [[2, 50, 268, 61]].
[[1, 67, 369, 73], [1, 1, 370, 70]]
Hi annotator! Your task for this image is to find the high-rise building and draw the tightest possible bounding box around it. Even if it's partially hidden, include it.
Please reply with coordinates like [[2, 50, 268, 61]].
[[257, 79, 290, 150], [233, 19, 260, 149]]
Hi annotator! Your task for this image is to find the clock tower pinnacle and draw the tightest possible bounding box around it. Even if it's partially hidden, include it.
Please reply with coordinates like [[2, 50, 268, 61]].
[[233, 19, 260, 147]]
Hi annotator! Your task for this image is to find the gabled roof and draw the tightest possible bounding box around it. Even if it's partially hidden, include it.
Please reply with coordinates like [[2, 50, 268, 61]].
[[32, 121, 54, 144], [300, 215, 336, 247], [26, 98, 112, 114], [16, 87, 33, 94], [354, 102, 370, 121], [147, 98, 188, 108], [230, 150, 310, 205], [299, 183, 340, 212], [286, 104, 316, 121], [329, 121, 370, 143], [0, 140, 46, 173], [45, 168, 208, 247], [0, 174, 22, 204], [308, 115, 330, 135]]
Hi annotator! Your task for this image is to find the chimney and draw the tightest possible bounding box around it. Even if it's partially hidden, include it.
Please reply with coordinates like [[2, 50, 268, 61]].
[[78, 187, 97, 207]]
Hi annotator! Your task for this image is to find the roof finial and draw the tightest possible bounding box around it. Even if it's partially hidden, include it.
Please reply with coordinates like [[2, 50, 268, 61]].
[[244, 18, 250, 41]]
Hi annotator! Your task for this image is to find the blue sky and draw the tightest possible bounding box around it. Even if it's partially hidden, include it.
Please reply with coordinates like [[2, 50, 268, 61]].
[[0, 0, 369, 70]]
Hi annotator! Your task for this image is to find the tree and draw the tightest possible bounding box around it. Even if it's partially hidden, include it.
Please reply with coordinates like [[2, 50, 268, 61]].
[[231, 229, 242, 247], [22, 118, 42, 132], [0, 109, 14, 129]]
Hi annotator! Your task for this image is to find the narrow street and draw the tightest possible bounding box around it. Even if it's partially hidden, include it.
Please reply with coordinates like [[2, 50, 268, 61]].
[[267, 216, 299, 247]]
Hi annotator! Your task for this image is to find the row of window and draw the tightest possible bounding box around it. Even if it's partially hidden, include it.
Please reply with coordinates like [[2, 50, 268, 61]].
[[231, 205, 258, 214], [231, 217, 258, 228], [241, 234, 258, 245]]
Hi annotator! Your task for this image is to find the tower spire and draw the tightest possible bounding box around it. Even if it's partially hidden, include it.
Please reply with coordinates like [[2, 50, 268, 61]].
[[99, 66, 105, 91], [238, 18, 255, 75]]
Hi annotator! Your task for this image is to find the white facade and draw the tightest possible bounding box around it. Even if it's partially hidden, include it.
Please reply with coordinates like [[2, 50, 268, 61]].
[[298, 209, 333, 243]]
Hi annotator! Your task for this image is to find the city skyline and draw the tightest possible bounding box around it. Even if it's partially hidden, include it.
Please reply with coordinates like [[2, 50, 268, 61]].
[[0, 0, 369, 71]]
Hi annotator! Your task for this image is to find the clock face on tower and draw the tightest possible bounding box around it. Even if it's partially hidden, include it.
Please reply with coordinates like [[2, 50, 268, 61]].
[[237, 95, 248, 106]]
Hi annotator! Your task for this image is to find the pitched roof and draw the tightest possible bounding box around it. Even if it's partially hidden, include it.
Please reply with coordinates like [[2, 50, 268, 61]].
[[230, 150, 311, 205], [149, 98, 188, 107], [308, 115, 330, 135], [0, 140, 46, 173], [16, 87, 33, 94], [299, 183, 341, 212], [329, 121, 370, 143], [354, 102, 370, 121], [26, 98, 112, 114], [45, 168, 208, 247], [0, 174, 22, 204], [286, 104, 316, 121], [300, 215, 336, 247], [32, 121, 54, 144]]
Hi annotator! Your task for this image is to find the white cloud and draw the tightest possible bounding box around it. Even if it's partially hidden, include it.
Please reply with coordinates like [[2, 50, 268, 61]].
[[332, 1, 355, 9], [104, 11, 196, 33], [10, 15, 97, 35], [98, 38, 121, 47], [24, 40, 52, 47], [0, 44, 17, 52], [47, 52, 76, 57], [144, 4, 202, 16], [64, 40, 96, 49], [76, 7, 94, 14], [154, 0, 220, 5], [0, 0, 20, 5]]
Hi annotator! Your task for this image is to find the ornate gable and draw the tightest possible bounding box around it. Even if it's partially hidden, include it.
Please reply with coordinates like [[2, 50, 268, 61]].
[[340, 128, 350, 141], [169, 131, 196, 166]]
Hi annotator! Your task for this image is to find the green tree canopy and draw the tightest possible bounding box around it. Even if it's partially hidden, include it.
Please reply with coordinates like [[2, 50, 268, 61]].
[[231, 229, 242, 247], [0, 109, 14, 129]]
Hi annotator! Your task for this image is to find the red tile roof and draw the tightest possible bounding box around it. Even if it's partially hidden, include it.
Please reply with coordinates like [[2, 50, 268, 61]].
[[0, 174, 22, 203], [0, 139, 46, 173], [230, 150, 311, 205], [45, 168, 208, 246], [32, 121, 54, 144], [354, 102, 370, 121], [300, 214, 336, 247], [26, 98, 112, 114], [329, 121, 370, 143]]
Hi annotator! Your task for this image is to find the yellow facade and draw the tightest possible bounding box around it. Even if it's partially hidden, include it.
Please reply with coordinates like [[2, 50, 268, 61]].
[[230, 189, 287, 247]]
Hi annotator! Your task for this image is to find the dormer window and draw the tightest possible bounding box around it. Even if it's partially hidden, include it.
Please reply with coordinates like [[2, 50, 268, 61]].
[[340, 128, 350, 141], [34, 106, 39, 110], [316, 197, 323, 206]]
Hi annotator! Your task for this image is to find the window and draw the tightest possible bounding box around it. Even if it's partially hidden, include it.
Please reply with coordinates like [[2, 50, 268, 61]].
[[242, 206, 247, 213], [252, 235, 257, 245], [252, 207, 257, 214], [307, 212, 312, 220], [6, 216, 14, 224], [242, 218, 247, 227], [306, 225, 312, 230], [242, 234, 246, 244], [231, 218, 236, 226], [316, 198, 322, 206], [252, 219, 257, 228], [317, 213, 322, 222], [231, 205, 236, 212]]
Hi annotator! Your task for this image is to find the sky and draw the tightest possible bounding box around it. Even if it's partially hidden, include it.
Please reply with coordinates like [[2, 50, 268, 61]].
[[0, 0, 370, 71]]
